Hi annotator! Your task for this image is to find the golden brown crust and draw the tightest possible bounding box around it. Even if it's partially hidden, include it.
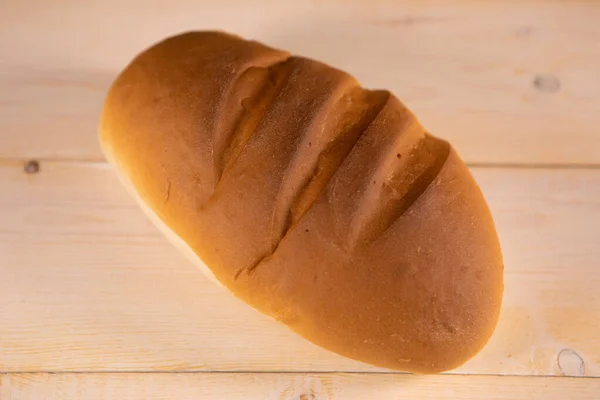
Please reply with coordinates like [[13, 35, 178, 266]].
[[99, 31, 504, 373]]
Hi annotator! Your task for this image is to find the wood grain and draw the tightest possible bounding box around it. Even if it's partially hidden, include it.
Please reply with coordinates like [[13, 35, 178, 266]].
[[1, 0, 599, 164], [2, 373, 599, 400], [1, 161, 598, 376]]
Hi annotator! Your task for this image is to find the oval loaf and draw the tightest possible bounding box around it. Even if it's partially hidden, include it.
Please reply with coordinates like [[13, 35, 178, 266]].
[[99, 31, 504, 373]]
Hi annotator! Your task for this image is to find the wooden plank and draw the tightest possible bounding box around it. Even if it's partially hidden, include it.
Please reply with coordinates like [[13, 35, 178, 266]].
[[1, 161, 599, 376], [1, 0, 599, 164], [1, 373, 599, 400]]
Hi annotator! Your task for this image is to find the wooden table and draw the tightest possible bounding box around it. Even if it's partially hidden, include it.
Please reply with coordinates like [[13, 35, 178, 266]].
[[1, 1, 599, 398]]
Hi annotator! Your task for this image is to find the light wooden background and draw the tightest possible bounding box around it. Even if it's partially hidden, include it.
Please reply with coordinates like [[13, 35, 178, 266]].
[[1, 0, 600, 399]]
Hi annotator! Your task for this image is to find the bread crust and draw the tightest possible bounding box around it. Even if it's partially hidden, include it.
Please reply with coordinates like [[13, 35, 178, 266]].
[[99, 31, 504, 373]]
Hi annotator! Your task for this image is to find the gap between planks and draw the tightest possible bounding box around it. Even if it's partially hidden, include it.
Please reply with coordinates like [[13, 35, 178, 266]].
[[3, 158, 600, 171], [1, 370, 600, 379]]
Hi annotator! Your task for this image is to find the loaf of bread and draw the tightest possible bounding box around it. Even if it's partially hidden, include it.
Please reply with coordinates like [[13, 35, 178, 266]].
[[99, 31, 504, 373]]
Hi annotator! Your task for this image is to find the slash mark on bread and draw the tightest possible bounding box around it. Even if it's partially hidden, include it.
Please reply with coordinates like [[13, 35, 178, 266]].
[[239, 90, 390, 279], [276, 90, 390, 243], [212, 58, 295, 186], [350, 134, 450, 246]]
